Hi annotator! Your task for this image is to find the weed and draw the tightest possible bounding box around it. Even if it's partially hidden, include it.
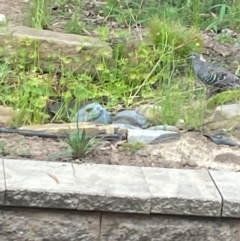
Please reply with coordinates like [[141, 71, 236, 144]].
[[148, 16, 203, 58], [65, 13, 84, 34], [24, 0, 51, 29], [65, 123, 100, 159], [121, 142, 145, 151], [0, 141, 10, 156]]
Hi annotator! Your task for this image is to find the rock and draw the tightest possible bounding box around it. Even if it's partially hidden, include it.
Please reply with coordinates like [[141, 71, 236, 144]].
[[112, 110, 150, 128], [203, 103, 240, 131], [0, 26, 112, 74], [203, 118, 240, 131], [0, 14, 6, 25], [147, 125, 179, 132], [0, 105, 19, 127], [110, 123, 142, 130], [215, 103, 240, 117], [203, 134, 240, 147], [19, 122, 127, 138], [127, 129, 181, 144], [176, 119, 185, 129], [48, 100, 78, 114], [72, 103, 112, 124]]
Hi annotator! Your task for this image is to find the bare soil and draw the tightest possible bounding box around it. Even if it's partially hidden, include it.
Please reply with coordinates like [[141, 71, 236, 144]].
[[0, 0, 147, 40], [1, 132, 240, 172], [0, 0, 23, 25]]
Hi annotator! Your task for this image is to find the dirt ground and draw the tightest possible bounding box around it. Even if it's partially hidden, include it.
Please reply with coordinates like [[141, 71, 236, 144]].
[[0, 0, 23, 25], [0, 0, 146, 39], [1, 132, 240, 172]]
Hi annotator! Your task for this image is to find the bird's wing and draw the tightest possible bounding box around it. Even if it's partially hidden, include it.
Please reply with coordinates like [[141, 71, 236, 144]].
[[208, 65, 240, 86]]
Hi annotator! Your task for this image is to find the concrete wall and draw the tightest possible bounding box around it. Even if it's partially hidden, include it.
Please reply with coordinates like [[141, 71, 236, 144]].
[[1, 208, 239, 241]]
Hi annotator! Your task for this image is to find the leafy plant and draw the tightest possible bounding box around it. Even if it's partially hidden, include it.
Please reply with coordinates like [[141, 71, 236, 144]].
[[0, 141, 10, 156], [205, 4, 229, 32], [65, 124, 100, 159]]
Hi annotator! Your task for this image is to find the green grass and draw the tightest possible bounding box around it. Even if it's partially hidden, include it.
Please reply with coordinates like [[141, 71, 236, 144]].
[[65, 124, 100, 159], [22, 0, 240, 33], [2, 0, 240, 131]]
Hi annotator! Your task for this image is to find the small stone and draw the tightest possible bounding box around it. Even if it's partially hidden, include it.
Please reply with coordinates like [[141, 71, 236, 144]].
[[203, 103, 240, 131], [127, 129, 180, 144], [176, 119, 185, 128], [203, 134, 240, 147], [215, 103, 240, 118], [0, 14, 6, 25], [19, 122, 128, 138], [72, 103, 112, 124], [112, 110, 150, 128], [110, 123, 142, 130], [147, 125, 178, 132]]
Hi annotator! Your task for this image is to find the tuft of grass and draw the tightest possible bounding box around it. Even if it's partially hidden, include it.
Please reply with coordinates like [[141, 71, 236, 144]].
[[23, 0, 51, 29], [121, 142, 145, 151], [64, 13, 84, 34], [148, 16, 203, 58], [0, 141, 10, 156], [65, 124, 100, 159], [205, 2, 240, 32]]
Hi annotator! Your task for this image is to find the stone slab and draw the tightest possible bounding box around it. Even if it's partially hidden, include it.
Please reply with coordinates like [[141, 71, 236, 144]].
[[142, 167, 222, 216], [210, 170, 240, 217], [0, 208, 100, 241], [4, 159, 81, 209], [0, 159, 5, 204], [100, 213, 240, 241], [72, 163, 151, 213], [0, 25, 112, 74], [127, 129, 180, 144], [19, 122, 128, 138]]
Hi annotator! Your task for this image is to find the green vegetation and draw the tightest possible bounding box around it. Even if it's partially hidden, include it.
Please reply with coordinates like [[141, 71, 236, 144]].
[[65, 123, 100, 159], [121, 142, 145, 152], [1, 0, 240, 132], [207, 90, 240, 109]]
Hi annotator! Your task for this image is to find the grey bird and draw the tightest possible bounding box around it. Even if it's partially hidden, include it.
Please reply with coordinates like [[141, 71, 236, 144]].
[[188, 52, 240, 90]]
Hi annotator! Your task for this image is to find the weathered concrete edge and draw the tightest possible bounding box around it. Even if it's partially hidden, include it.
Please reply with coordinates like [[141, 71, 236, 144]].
[[0, 158, 236, 218]]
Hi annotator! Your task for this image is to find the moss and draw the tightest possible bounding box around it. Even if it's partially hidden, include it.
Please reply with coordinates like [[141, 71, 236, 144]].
[[207, 90, 240, 109], [121, 142, 145, 152]]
